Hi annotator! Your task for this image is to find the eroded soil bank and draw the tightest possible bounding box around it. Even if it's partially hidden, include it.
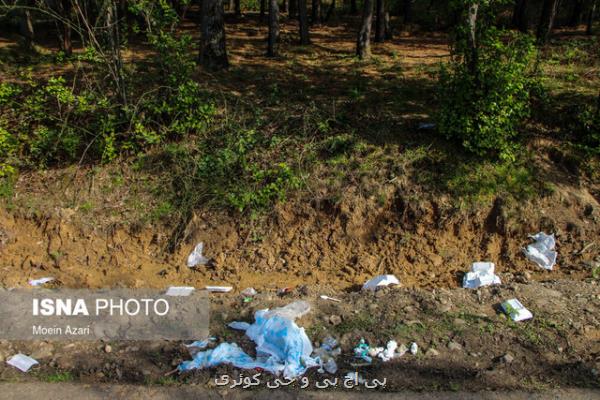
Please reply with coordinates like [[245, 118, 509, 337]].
[[0, 185, 599, 391]]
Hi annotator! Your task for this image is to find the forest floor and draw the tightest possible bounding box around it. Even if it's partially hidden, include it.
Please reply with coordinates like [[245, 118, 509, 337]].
[[0, 14, 599, 392]]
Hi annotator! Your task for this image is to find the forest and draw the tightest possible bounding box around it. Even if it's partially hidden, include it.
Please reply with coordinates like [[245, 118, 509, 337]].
[[0, 0, 599, 395]]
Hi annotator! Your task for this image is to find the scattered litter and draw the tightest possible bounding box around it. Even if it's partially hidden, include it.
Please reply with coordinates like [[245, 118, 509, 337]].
[[353, 338, 372, 363], [179, 301, 318, 379], [397, 343, 408, 357], [409, 342, 418, 355], [313, 336, 341, 374], [241, 287, 257, 297], [462, 262, 501, 289], [344, 372, 366, 384], [321, 336, 339, 352], [205, 286, 232, 293], [323, 358, 338, 374], [7, 354, 38, 372], [228, 321, 251, 330], [277, 287, 293, 296], [501, 298, 533, 322], [28, 277, 54, 286], [418, 122, 436, 130], [185, 337, 217, 350], [524, 232, 557, 270], [378, 340, 398, 362], [362, 275, 400, 291], [243, 297, 253, 303], [165, 286, 195, 296], [265, 299, 311, 320], [187, 242, 209, 267], [319, 295, 341, 302]]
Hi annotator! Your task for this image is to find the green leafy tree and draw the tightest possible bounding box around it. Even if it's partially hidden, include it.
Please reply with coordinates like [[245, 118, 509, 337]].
[[436, 0, 536, 161]]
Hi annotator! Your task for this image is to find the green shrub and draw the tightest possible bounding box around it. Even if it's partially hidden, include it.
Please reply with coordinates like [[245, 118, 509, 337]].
[[436, 2, 536, 161], [0, 126, 17, 178], [576, 103, 600, 154], [196, 129, 301, 213]]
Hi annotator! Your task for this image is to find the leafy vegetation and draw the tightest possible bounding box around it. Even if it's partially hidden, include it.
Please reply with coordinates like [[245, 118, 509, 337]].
[[437, 2, 537, 161]]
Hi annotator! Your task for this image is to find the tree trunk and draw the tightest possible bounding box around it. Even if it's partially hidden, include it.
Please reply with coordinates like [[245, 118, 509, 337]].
[[312, 0, 321, 24], [374, 0, 385, 42], [384, 11, 392, 39], [200, 0, 229, 70], [267, 0, 279, 56], [588, 0, 597, 34], [402, 0, 412, 24], [350, 0, 357, 15], [298, 0, 310, 44], [282, 0, 289, 14], [260, 0, 267, 21], [325, 0, 335, 21], [356, 0, 374, 59], [512, 0, 528, 32], [19, 1, 35, 50], [289, 0, 298, 18], [234, 0, 241, 16], [568, 0, 584, 26], [60, 0, 72, 56], [229, 0, 235, 12], [466, 3, 479, 78], [537, 0, 559, 44]]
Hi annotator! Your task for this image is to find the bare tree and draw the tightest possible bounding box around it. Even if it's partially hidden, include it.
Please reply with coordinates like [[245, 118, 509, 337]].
[[18, 0, 35, 50], [267, 0, 279, 56], [374, 0, 385, 42], [298, 0, 310, 44], [512, 0, 528, 32], [537, 0, 559, 44], [356, 0, 373, 59], [588, 0, 597, 34], [466, 2, 479, 77], [260, 0, 267, 21], [402, 0, 412, 24], [312, 0, 321, 24], [568, 0, 584, 26], [200, 0, 229, 70], [59, 0, 72, 56]]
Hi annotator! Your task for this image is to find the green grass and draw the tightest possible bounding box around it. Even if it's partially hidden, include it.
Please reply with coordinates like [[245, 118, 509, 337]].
[[333, 312, 376, 335], [42, 371, 74, 382]]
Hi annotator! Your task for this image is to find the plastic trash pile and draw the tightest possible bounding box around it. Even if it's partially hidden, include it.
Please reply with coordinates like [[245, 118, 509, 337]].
[[362, 275, 400, 291], [462, 262, 501, 289], [313, 336, 341, 374], [353, 338, 416, 364], [524, 232, 557, 270], [179, 301, 319, 379]]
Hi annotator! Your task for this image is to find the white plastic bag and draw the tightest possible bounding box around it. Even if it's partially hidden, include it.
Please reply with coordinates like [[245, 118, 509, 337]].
[[524, 232, 557, 270], [462, 262, 501, 289], [362, 275, 400, 291], [187, 242, 209, 267]]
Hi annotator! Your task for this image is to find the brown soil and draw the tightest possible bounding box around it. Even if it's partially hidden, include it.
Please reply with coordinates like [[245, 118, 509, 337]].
[[0, 280, 598, 390], [1, 178, 599, 291]]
